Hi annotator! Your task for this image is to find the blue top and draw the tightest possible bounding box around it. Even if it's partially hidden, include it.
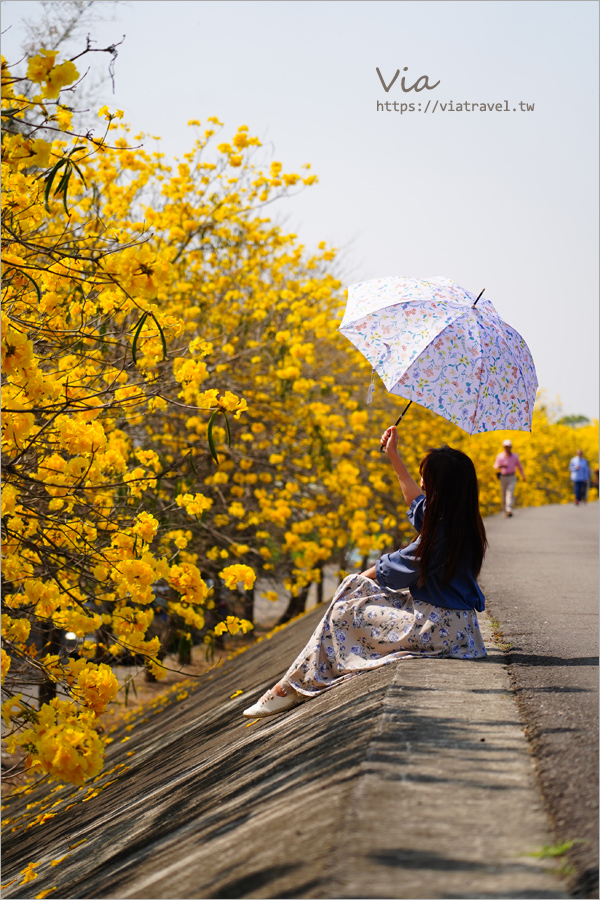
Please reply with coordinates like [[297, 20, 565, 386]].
[[569, 456, 590, 482], [375, 494, 485, 612]]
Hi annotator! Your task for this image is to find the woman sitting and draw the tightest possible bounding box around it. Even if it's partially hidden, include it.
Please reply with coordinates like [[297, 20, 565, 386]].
[[243, 425, 489, 719]]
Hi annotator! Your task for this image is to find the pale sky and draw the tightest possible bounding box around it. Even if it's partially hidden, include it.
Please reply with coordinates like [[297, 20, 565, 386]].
[[2, 0, 598, 419]]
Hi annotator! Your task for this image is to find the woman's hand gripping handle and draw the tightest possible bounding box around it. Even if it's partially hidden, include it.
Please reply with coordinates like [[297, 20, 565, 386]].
[[380, 425, 398, 456], [380, 426, 422, 506]]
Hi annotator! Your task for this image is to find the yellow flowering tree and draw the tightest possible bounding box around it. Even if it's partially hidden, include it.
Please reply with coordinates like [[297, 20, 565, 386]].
[[1, 49, 254, 786]]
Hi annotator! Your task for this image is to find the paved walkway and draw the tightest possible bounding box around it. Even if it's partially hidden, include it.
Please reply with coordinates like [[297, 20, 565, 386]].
[[481, 501, 599, 897], [5, 508, 594, 899]]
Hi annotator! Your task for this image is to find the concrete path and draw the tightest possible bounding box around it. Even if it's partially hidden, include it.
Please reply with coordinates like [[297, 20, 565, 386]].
[[481, 501, 599, 897], [2, 623, 567, 898], [5, 506, 595, 899]]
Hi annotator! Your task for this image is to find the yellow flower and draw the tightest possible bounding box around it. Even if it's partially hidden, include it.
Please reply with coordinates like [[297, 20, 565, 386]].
[[1, 694, 24, 726], [168, 562, 208, 605], [26, 50, 58, 83], [218, 390, 243, 412], [214, 615, 253, 636], [45, 60, 79, 97], [29, 138, 51, 168], [1, 649, 11, 684], [176, 492, 213, 516], [148, 396, 167, 411], [1, 615, 31, 643], [69, 659, 119, 716], [133, 511, 159, 543], [219, 564, 256, 591]]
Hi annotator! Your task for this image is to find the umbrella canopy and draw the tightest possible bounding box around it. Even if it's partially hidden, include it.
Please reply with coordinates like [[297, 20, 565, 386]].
[[339, 276, 538, 435]]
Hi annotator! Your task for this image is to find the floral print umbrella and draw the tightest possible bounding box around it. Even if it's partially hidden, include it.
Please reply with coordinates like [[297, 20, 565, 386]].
[[339, 276, 538, 434]]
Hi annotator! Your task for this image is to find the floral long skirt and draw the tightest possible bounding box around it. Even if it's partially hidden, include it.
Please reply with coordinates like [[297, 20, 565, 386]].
[[283, 573, 487, 697]]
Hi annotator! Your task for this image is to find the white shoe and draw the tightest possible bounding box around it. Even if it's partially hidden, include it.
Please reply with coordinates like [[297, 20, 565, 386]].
[[242, 686, 306, 719]]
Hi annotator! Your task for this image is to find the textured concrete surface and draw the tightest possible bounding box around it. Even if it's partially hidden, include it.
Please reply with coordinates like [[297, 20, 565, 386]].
[[481, 501, 599, 897], [2, 605, 567, 899]]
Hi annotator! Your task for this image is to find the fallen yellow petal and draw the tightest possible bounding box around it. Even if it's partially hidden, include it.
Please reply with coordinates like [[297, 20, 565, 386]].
[[68, 839, 87, 849], [39, 813, 57, 824]]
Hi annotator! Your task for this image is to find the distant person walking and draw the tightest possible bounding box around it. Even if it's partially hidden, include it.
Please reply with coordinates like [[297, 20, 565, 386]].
[[493, 439, 525, 517], [569, 449, 591, 505]]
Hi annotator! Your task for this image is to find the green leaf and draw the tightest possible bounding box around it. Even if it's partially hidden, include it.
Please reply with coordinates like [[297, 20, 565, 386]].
[[54, 161, 72, 196], [69, 158, 87, 188], [3, 267, 42, 304], [131, 311, 149, 365], [43, 159, 67, 212], [207, 409, 220, 464], [222, 410, 231, 447], [55, 163, 72, 214], [149, 312, 167, 361]]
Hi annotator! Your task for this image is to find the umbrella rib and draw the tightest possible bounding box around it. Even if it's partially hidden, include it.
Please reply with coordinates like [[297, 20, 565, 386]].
[[498, 318, 538, 414], [469, 310, 535, 431], [471, 317, 485, 433], [448, 308, 484, 433], [483, 314, 537, 422]]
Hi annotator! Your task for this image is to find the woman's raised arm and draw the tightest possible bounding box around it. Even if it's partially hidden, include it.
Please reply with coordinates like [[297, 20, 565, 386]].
[[380, 426, 422, 506]]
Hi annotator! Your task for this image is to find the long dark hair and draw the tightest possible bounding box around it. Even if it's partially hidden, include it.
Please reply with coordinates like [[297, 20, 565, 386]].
[[415, 446, 487, 586]]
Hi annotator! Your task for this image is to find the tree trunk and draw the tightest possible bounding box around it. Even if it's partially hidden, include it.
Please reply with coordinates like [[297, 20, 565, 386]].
[[212, 582, 227, 650], [38, 624, 62, 708], [177, 634, 192, 666], [317, 564, 324, 606], [277, 584, 311, 626], [242, 587, 254, 625]]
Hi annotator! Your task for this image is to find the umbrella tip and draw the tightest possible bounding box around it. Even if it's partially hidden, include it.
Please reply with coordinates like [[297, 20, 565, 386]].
[[472, 288, 485, 308]]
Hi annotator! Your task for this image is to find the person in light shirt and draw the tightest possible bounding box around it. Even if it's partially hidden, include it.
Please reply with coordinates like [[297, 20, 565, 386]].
[[493, 439, 525, 517], [569, 449, 591, 506]]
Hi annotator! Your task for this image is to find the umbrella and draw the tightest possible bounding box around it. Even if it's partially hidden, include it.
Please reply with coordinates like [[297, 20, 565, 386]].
[[339, 276, 538, 435]]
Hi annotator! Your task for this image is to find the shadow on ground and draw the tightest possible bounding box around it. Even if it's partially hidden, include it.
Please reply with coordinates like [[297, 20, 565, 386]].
[[2, 607, 568, 900]]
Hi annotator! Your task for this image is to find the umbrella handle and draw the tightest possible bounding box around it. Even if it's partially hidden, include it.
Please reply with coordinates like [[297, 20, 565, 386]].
[[472, 288, 485, 308], [379, 400, 413, 452]]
